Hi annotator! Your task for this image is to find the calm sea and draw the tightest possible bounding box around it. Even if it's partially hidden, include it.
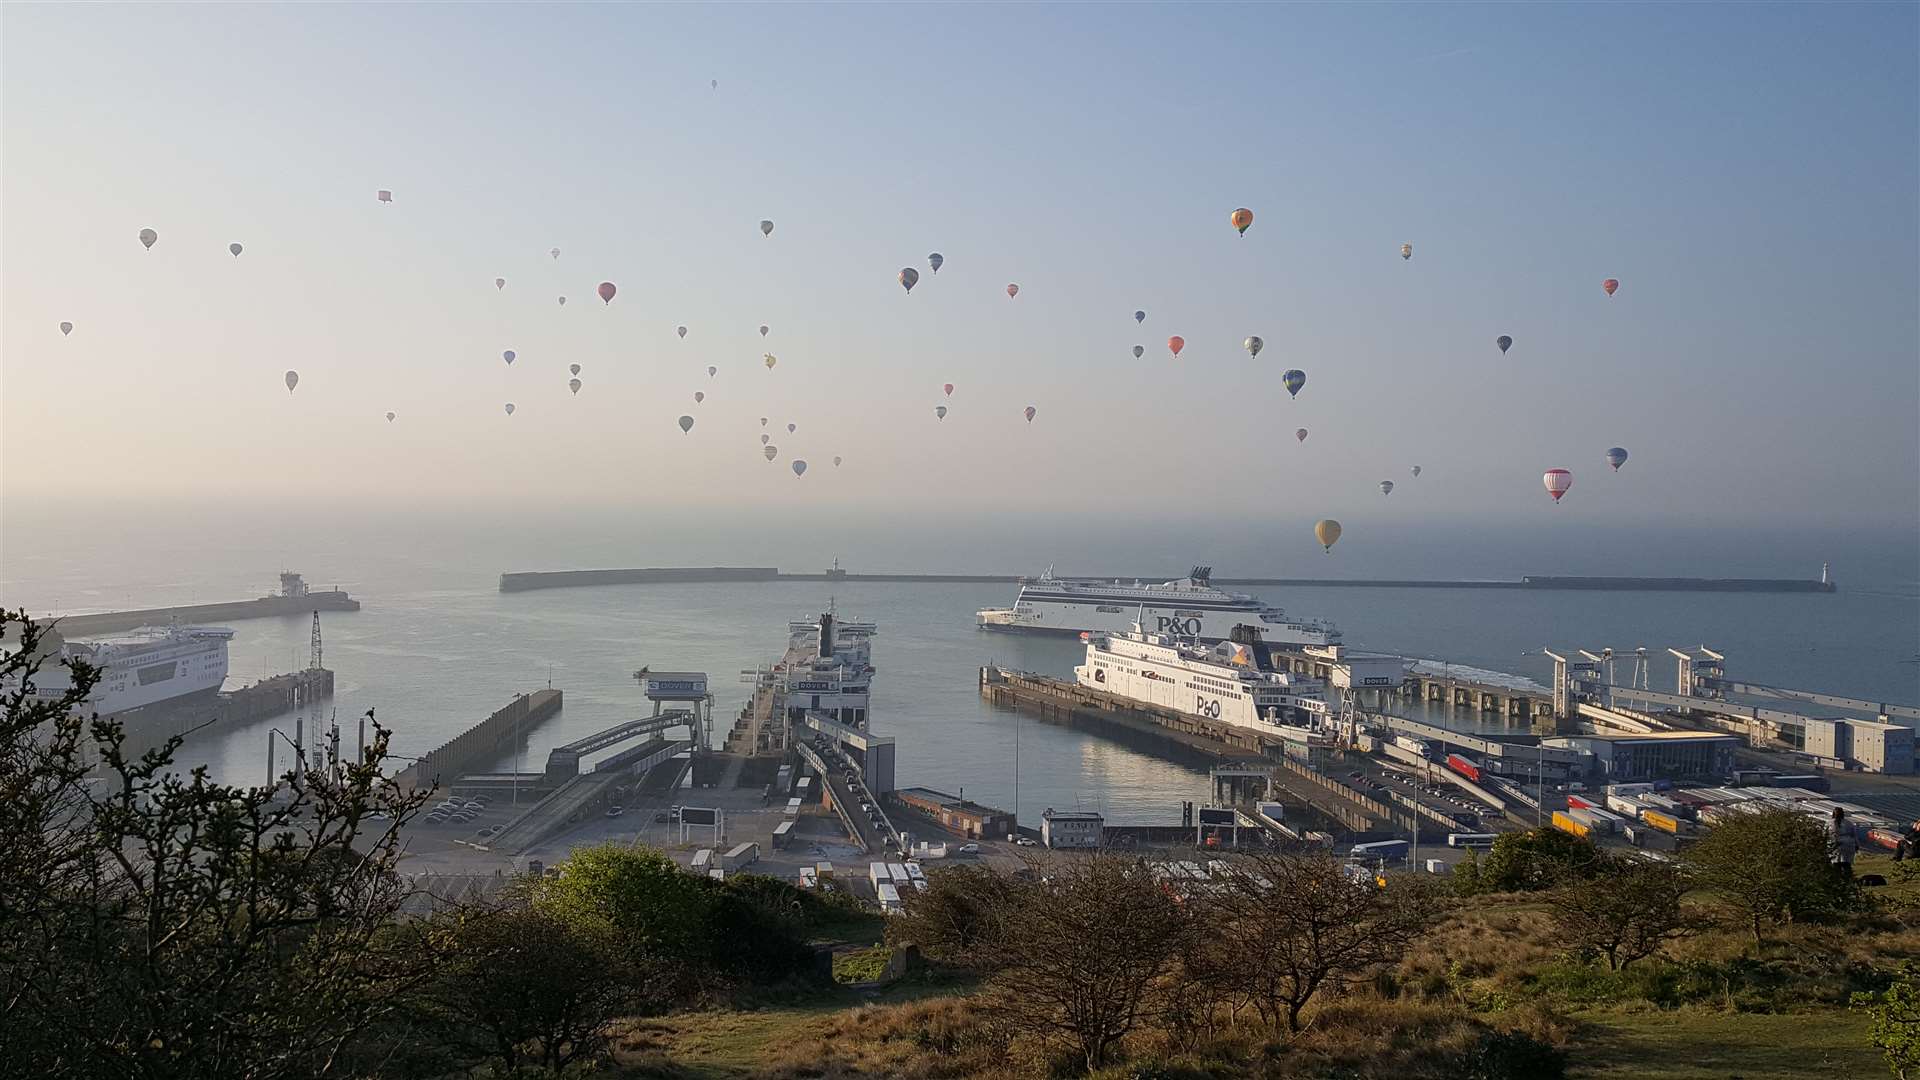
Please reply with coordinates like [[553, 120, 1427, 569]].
[[4, 500, 1915, 824]]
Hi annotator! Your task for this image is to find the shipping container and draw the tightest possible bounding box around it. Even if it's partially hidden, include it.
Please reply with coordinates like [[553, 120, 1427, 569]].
[[796, 776, 813, 794], [1606, 783, 1656, 797], [1350, 839, 1411, 863], [798, 867, 818, 888], [691, 849, 713, 872], [816, 861, 835, 881], [1551, 810, 1589, 838], [785, 798, 803, 817], [1424, 858, 1450, 875], [1445, 753, 1482, 783], [904, 862, 927, 883], [1775, 774, 1830, 793], [1606, 794, 1648, 818], [772, 820, 795, 849], [886, 862, 910, 883], [876, 882, 904, 914], [868, 861, 892, 890], [1447, 832, 1498, 848], [1642, 810, 1682, 835], [1567, 793, 1598, 810], [1569, 808, 1617, 835], [721, 842, 760, 870]]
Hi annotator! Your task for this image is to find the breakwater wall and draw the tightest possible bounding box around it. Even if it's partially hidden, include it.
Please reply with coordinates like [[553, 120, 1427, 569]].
[[52, 592, 361, 636], [127, 669, 334, 737], [498, 567, 1835, 594], [394, 689, 563, 793]]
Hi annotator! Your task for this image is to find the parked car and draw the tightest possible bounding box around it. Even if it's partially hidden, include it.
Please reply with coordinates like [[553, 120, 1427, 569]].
[[1015, 837, 1037, 847], [604, 806, 625, 818], [958, 843, 980, 855]]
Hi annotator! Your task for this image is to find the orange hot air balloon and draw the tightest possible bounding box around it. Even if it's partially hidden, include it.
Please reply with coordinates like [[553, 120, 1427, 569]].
[[1167, 336, 1185, 359], [1230, 208, 1254, 235], [597, 281, 617, 304], [1602, 278, 1620, 297]]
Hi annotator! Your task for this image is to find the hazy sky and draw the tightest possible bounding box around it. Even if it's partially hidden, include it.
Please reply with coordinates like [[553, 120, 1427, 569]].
[[4, 3, 1916, 529]]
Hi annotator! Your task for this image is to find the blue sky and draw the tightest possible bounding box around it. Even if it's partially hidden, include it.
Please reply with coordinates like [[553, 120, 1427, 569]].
[[3, 3, 1915, 531]]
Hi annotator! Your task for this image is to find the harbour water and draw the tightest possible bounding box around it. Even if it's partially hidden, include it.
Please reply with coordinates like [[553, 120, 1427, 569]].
[[4, 502, 1915, 825]]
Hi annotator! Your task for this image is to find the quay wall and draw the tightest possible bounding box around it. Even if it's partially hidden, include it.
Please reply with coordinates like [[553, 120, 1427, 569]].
[[395, 689, 562, 793], [498, 566, 1835, 594], [51, 593, 361, 637]]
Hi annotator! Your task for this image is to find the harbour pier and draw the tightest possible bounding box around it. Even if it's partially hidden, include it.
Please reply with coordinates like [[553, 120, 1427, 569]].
[[393, 689, 563, 793], [44, 571, 359, 637]]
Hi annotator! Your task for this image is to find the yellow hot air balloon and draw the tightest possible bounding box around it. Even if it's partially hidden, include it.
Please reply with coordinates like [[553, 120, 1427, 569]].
[[1314, 519, 1342, 553], [1230, 208, 1254, 235], [763, 353, 777, 370]]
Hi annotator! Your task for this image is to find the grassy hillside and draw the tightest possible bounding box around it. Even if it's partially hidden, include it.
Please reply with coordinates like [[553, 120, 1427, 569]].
[[601, 853, 1920, 1079]]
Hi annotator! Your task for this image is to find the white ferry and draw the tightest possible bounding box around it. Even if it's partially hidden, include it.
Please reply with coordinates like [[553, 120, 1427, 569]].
[[776, 608, 876, 729], [15, 623, 232, 716], [978, 566, 1338, 645], [1075, 623, 1332, 737]]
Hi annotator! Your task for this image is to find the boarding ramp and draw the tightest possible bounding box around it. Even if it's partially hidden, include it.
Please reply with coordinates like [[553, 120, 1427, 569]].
[[491, 737, 689, 854], [797, 711, 896, 794], [544, 710, 696, 783], [796, 736, 897, 855]]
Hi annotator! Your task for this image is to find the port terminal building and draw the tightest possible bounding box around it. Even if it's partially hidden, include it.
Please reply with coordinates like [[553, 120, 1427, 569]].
[[888, 786, 1014, 840]]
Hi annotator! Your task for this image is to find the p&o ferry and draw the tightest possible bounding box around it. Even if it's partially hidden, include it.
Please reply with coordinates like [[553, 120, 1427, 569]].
[[978, 566, 1338, 646]]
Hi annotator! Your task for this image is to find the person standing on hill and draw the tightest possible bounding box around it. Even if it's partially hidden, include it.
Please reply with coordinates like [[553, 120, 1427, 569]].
[[1828, 806, 1859, 879]]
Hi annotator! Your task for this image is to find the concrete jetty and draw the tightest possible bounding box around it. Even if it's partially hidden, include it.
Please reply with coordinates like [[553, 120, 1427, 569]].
[[395, 689, 562, 793]]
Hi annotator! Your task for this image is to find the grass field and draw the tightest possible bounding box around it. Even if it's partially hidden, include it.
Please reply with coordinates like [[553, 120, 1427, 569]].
[[1571, 1007, 1885, 1079]]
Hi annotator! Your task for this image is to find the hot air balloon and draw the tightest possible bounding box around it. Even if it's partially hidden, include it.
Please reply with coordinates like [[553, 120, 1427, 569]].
[[833, 456, 843, 467], [1134, 310, 1146, 324], [1167, 336, 1185, 359], [679, 415, 695, 433], [495, 278, 506, 290], [1496, 335, 1513, 355], [376, 189, 392, 203], [763, 353, 777, 370], [1543, 468, 1573, 502], [1314, 519, 1342, 553], [550, 247, 561, 260], [1283, 369, 1306, 398], [929, 252, 943, 273], [59, 322, 72, 336], [1024, 405, 1036, 423], [678, 326, 689, 339], [787, 423, 796, 434], [502, 350, 516, 365], [569, 378, 582, 395], [386, 412, 395, 422], [707, 365, 717, 377], [761, 434, 770, 445], [1411, 465, 1422, 478], [760, 417, 769, 427], [1230, 208, 1253, 235], [792, 460, 808, 478], [760, 220, 774, 237], [763, 445, 778, 461], [284, 370, 299, 393], [711, 79, 718, 89], [569, 363, 581, 376], [1602, 278, 1619, 297], [229, 243, 243, 257], [935, 406, 948, 421], [694, 391, 705, 404], [759, 324, 769, 337], [1295, 428, 1308, 443], [504, 403, 515, 416], [1132, 345, 1145, 359], [1401, 243, 1413, 260], [1380, 481, 1395, 497], [597, 281, 616, 304], [1006, 283, 1019, 299], [1243, 336, 1264, 359], [557, 296, 567, 306], [138, 228, 157, 250], [1605, 447, 1629, 471], [899, 267, 919, 293], [943, 383, 954, 396]]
